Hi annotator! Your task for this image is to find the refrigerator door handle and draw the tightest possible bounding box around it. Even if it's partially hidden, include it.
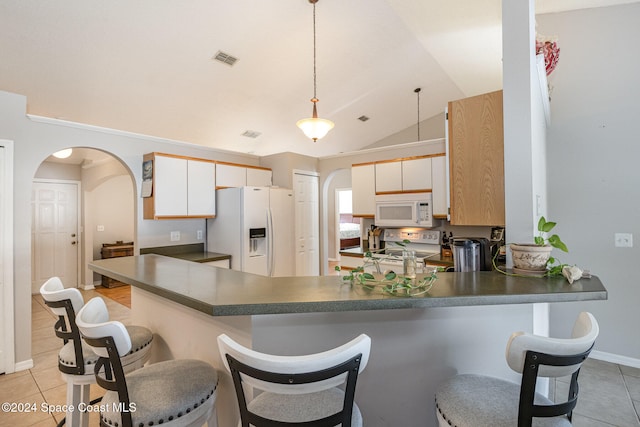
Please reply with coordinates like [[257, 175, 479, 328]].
[[267, 208, 274, 276]]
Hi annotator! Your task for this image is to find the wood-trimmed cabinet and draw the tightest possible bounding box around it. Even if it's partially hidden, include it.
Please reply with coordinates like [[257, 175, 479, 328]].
[[352, 154, 445, 217], [143, 153, 216, 219], [447, 90, 504, 226], [216, 162, 272, 188], [351, 163, 376, 217]]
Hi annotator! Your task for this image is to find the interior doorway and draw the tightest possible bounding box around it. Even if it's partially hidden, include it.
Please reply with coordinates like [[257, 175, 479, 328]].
[[1, 140, 15, 374], [31, 180, 80, 292], [293, 171, 320, 276], [32, 148, 135, 292]]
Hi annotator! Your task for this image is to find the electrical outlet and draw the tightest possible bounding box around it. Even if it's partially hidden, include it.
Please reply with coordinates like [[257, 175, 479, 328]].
[[170, 231, 181, 242], [96, 225, 105, 232], [615, 233, 633, 248], [197, 230, 203, 240]]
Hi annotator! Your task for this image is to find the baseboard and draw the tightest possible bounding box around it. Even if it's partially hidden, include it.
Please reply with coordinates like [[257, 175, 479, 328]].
[[590, 350, 640, 369], [14, 359, 34, 372], [82, 281, 98, 291]]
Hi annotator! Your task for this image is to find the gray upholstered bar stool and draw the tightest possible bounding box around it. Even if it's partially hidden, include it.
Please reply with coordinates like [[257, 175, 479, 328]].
[[218, 333, 371, 427], [40, 276, 153, 427], [76, 296, 219, 427], [435, 311, 599, 427]]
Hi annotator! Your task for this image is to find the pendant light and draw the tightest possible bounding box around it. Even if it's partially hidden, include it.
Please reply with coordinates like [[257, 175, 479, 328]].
[[296, 0, 334, 142]]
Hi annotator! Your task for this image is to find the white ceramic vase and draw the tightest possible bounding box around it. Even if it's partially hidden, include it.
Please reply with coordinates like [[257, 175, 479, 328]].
[[509, 243, 553, 271]]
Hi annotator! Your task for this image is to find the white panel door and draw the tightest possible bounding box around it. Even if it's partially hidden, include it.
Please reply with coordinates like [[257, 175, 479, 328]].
[[294, 173, 319, 276], [32, 181, 79, 292], [0, 141, 13, 375]]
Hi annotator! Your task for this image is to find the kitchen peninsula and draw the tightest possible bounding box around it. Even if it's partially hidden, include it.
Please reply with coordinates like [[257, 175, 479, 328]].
[[89, 254, 607, 427]]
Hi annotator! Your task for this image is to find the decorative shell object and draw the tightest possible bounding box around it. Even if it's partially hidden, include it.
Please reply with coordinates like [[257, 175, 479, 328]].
[[562, 265, 583, 284], [509, 244, 553, 271]]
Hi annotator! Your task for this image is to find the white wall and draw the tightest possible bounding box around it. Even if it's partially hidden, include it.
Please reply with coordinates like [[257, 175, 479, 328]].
[[0, 89, 264, 366], [538, 3, 640, 361]]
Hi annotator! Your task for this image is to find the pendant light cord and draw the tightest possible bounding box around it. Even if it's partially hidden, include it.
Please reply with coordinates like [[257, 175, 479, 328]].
[[415, 87, 421, 141], [312, 1, 317, 100]]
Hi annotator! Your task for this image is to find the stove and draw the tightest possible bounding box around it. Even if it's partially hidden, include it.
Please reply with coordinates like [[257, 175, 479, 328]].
[[363, 228, 441, 274]]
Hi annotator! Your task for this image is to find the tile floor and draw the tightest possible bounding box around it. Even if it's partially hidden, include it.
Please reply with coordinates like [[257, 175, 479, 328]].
[[1, 290, 639, 426], [0, 289, 132, 427]]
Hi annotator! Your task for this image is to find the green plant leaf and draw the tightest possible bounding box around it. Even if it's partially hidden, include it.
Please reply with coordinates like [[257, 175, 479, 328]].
[[534, 236, 544, 246], [540, 221, 557, 233], [362, 273, 375, 280], [334, 265, 341, 271], [548, 234, 568, 252], [537, 216, 546, 231], [384, 271, 397, 281]]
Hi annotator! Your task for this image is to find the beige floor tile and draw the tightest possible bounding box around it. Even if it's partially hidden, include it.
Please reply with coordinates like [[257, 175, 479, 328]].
[[0, 392, 52, 427], [0, 368, 30, 383], [0, 372, 40, 402], [31, 335, 62, 356], [31, 365, 66, 392], [31, 348, 60, 373]]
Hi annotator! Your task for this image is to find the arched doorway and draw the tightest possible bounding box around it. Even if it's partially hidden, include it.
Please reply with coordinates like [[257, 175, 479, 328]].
[[31, 147, 136, 292]]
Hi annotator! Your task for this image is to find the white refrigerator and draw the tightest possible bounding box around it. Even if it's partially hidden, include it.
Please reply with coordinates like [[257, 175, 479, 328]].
[[207, 186, 295, 277]]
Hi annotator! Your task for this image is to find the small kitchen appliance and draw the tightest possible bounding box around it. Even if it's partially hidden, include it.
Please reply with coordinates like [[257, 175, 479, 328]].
[[452, 238, 492, 271], [374, 193, 433, 228]]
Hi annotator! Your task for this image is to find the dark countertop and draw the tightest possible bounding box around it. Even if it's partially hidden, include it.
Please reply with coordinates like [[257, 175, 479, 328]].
[[89, 254, 607, 317], [140, 243, 230, 263]]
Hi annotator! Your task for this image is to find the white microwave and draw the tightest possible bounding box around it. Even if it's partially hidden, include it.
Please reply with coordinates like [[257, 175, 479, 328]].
[[374, 192, 433, 228]]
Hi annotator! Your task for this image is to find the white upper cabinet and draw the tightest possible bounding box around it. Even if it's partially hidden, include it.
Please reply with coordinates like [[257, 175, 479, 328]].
[[153, 155, 188, 217], [216, 163, 247, 188], [375, 161, 402, 193], [351, 163, 376, 217], [187, 160, 216, 216], [431, 155, 447, 218], [246, 167, 272, 187], [216, 163, 273, 188], [402, 157, 432, 192], [143, 153, 215, 219]]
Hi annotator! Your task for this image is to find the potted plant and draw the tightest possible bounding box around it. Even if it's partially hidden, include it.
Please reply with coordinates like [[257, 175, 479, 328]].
[[510, 216, 568, 275]]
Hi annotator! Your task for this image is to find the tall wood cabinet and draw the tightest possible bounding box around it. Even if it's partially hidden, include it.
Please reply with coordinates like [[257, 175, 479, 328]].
[[447, 90, 505, 226]]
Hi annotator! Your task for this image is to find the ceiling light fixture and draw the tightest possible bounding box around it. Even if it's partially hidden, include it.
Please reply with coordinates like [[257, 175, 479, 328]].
[[52, 148, 73, 159], [296, 0, 334, 142], [414, 87, 421, 141]]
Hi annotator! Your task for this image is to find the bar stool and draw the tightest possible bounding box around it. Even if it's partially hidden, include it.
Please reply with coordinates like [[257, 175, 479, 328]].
[[40, 277, 153, 427], [76, 296, 219, 427], [218, 333, 371, 426], [435, 311, 599, 427]]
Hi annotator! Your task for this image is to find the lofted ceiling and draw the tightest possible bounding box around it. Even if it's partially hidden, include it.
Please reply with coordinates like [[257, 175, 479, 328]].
[[1, 0, 636, 158]]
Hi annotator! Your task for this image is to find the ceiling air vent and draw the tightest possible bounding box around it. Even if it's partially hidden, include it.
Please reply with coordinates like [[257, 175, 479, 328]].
[[213, 50, 238, 66], [242, 130, 261, 139], [358, 115, 370, 122]]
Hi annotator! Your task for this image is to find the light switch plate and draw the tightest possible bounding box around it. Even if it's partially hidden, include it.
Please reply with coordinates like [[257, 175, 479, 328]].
[[615, 233, 633, 247], [170, 231, 181, 242]]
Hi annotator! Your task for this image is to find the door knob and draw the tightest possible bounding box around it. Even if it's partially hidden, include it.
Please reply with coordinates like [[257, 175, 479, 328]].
[[71, 233, 76, 237], [71, 241, 77, 245]]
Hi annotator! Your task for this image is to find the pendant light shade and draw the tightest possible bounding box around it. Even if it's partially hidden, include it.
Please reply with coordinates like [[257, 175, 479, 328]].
[[297, 0, 334, 142], [296, 98, 334, 142]]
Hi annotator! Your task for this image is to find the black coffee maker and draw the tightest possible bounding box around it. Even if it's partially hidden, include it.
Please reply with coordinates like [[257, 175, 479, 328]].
[[452, 238, 492, 271]]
